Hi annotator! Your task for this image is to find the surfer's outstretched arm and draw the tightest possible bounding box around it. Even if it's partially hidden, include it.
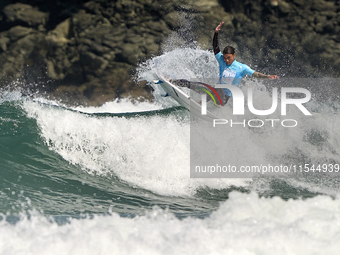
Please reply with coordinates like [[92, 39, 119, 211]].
[[213, 22, 224, 55], [252, 72, 279, 79]]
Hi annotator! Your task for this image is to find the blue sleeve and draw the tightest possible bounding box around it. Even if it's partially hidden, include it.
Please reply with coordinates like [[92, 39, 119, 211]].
[[242, 63, 255, 76], [215, 52, 224, 65]]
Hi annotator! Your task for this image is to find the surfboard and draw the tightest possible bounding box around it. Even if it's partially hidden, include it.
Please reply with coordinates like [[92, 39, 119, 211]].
[[154, 74, 219, 122]]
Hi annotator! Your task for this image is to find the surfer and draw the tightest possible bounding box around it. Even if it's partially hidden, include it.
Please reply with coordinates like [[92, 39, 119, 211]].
[[213, 22, 279, 104]]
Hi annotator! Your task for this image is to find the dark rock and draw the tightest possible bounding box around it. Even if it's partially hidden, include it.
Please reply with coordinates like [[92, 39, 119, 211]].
[[322, 21, 337, 34], [81, 51, 109, 76], [303, 33, 325, 54], [116, 43, 140, 64], [3, 3, 48, 27], [0, 36, 10, 52], [311, 0, 335, 11], [163, 12, 181, 29], [0, 0, 340, 106], [8, 26, 34, 42], [292, 0, 305, 7], [278, 1, 291, 15]]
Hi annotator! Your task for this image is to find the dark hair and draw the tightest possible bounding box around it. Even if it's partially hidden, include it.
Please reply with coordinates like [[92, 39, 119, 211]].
[[223, 46, 236, 55]]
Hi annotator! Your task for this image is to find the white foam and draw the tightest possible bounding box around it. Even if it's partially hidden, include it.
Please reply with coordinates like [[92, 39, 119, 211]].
[[1, 192, 340, 255], [22, 79, 340, 197], [72, 98, 165, 114], [23, 99, 249, 196], [136, 47, 219, 81], [0, 90, 22, 104]]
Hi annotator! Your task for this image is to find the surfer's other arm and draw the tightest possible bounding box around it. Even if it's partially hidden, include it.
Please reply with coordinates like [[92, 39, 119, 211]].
[[252, 72, 279, 80], [213, 22, 224, 55]]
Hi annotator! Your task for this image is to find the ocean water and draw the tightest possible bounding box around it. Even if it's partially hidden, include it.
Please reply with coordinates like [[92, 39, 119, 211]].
[[0, 47, 340, 254]]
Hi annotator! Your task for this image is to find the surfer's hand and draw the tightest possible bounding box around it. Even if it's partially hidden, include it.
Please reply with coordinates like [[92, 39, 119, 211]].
[[215, 22, 224, 33], [268, 75, 279, 79]]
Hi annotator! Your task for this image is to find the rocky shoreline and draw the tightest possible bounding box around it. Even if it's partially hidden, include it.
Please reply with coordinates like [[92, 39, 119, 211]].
[[0, 0, 339, 105]]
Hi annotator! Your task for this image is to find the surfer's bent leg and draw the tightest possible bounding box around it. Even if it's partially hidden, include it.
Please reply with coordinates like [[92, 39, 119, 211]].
[[171, 79, 230, 105], [215, 88, 229, 105], [205, 88, 229, 106], [224, 95, 230, 105]]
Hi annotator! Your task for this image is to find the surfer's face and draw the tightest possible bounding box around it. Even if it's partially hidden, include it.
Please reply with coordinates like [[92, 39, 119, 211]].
[[223, 53, 235, 65]]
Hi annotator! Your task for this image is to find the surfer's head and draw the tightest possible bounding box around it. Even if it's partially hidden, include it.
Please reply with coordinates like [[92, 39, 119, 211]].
[[222, 46, 236, 65]]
